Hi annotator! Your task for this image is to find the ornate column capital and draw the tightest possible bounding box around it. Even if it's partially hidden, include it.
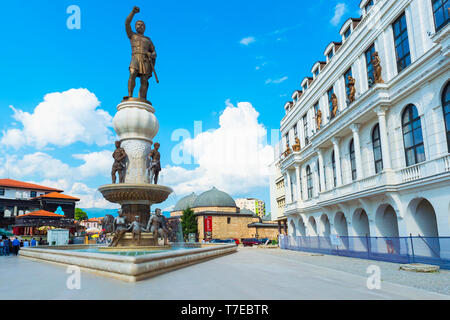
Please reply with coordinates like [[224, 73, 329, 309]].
[[350, 123, 361, 133], [374, 105, 389, 117], [331, 136, 341, 146]]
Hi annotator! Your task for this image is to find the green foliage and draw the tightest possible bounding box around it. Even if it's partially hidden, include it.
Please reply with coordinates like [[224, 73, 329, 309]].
[[75, 208, 88, 221], [181, 207, 197, 241]]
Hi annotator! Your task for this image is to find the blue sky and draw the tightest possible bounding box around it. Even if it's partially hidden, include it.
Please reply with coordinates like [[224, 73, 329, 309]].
[[0, 0, 360, 216]]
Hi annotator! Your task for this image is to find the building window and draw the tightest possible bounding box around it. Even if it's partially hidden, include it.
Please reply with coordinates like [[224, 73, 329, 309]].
[[365, 0, 374, 13], [294, 124, 298, 137], [443, 83, 450, 152], [285, 133, 289, 146], [328, 51, 334, 61], [227, 217, 231, 224], [314, 68, 319, 77], [372, 124, 383, 174], [344, 27, 351, 40], [332, 151, 337, 188], [30, 191, 37, 198], [306, 166, 313, 199], [393, 13, 411, 73], [344, 68, 353, 101], [349, 139, 357, 181], [402, 105, 425, 166], [327, 87, 334, 118], [0, 189, 4, 196], [365, 44, 376, 88], [303, 114, 309, 145], [432, 0, 449, 32]]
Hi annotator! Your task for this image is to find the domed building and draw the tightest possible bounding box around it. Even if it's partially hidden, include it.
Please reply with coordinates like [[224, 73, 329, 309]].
[[170, 192, 198, 217], [171, 187, 278, 241]]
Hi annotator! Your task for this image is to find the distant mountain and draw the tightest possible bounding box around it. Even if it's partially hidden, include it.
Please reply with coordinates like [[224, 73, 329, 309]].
[[80, 208, 171, 219], [81, 208, 119, 219]]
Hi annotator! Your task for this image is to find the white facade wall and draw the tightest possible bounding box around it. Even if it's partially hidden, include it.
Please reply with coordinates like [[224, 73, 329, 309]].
[[271, 0, 450, 238], [0, 188, 46, 200]]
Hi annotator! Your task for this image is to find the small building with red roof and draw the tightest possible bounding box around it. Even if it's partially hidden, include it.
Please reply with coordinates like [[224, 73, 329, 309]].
[[0, 178, 80, 231]]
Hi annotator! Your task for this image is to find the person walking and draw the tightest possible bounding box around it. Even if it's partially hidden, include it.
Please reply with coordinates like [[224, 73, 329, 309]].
[[12, 237, 20, 256], [3, 238, 10, 256], [0, 239, 4, 256]]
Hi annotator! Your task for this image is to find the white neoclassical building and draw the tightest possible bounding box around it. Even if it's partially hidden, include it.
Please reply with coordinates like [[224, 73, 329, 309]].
[[269, 0, 450, 240]]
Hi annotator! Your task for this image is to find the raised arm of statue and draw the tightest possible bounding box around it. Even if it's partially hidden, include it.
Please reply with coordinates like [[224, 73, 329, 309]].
[[125, 6, 140, 39]]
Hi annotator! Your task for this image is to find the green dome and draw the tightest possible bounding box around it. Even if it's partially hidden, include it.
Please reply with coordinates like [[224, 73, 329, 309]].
[[173, 193, 198, 211], [239, 208, 256, 215], [192, 187, 236, 208]]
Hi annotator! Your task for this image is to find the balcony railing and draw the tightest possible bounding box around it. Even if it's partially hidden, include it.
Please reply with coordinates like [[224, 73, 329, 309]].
[[284, 154, 450, 210], [398, 154, 450, 184]]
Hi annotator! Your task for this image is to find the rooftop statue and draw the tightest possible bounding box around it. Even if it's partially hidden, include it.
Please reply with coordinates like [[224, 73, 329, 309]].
[[316, 109, 322, 131], [125, 6, 158, 102], [331, 93, 339, 118], [372, 52, 384, 84], [292, 137, 301, 152], [347, 76, 356, 103]]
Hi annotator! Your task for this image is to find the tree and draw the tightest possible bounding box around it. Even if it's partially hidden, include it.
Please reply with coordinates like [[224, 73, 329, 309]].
[[75, 208, 88, 221], [181, 207, 197, 241]]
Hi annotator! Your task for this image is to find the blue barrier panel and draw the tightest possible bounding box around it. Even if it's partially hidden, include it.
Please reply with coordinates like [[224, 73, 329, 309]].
[[278, 235, 450, 269]]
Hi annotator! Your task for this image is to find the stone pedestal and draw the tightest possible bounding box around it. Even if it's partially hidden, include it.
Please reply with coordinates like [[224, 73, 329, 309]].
[[98, 99, 173, 248]]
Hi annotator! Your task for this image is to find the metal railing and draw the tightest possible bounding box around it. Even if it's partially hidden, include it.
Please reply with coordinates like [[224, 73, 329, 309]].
[[279, 235, 450, 269]]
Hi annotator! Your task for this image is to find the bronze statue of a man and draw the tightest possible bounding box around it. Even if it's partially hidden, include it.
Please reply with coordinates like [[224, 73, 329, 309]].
[[148, 142, 161, 184], [112, 141, 127, 184], [109, 209, 129, 247], [146, 208, 168, 246], [125, 6, 157, 101]]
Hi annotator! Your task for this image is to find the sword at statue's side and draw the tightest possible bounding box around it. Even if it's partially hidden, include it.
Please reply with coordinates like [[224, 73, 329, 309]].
[[150, 58, 159, 84]]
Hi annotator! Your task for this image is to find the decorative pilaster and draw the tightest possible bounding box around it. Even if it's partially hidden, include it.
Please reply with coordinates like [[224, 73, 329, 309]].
[[331, 137, 342, 186], [317, 149, 326, 192], [350, 123, 363, 180], [375, 106, 392, 169]]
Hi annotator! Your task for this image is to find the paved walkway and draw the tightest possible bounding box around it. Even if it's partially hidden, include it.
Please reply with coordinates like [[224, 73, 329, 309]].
[[0, 247, 449, 300]]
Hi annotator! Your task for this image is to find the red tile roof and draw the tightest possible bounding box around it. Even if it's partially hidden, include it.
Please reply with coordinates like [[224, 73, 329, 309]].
[[34, 192, 80, 201], [16, 210, 64, 218], [0, 179, 63, 192]]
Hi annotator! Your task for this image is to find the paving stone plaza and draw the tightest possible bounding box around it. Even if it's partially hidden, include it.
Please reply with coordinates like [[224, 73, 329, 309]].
[[1, 248, 449, 300]]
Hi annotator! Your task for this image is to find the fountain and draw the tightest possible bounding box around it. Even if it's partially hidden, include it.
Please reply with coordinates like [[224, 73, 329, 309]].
[[19, 6, 237, 282]]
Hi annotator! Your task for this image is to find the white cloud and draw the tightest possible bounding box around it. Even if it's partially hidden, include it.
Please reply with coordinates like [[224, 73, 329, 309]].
[[161, 101, 274, 196], [265, 76, 288, 84], [0, 150, 115, 209], [1, 88, 114, 149], [69, 182, 118, 209], [73, 150, 112, 179], [240, 36, 256, 45], [330, 3, 348, 26]]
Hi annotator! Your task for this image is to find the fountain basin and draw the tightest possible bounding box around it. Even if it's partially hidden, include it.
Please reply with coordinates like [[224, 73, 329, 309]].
[[19, 243, 237, 282], [98, 184, 172, 205]]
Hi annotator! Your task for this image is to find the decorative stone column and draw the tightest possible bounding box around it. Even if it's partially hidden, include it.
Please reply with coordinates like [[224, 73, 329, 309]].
[[295, 165, 302, 201], [284, 172, 292, 204], [317, 149, 325, 192], [350, 123, 363, 180], [99, 99, 172, 229], [331, 137, 343, 186], [375, 106, 392, 169], [113, 100, 159, 184]]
